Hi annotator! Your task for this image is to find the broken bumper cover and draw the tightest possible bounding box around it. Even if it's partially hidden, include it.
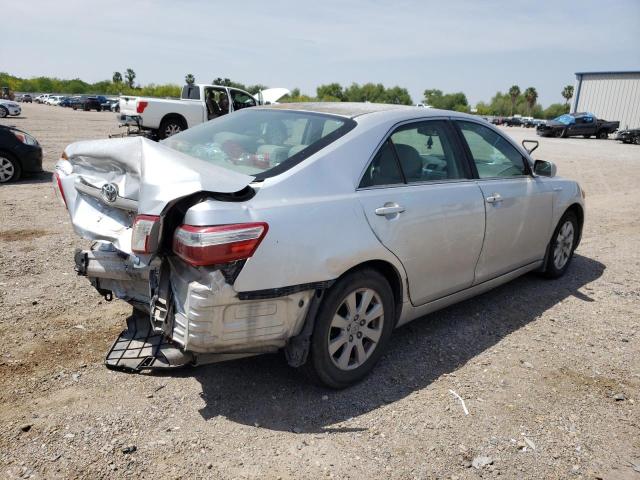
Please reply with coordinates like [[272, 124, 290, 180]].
[[76, 247, 313, 355]]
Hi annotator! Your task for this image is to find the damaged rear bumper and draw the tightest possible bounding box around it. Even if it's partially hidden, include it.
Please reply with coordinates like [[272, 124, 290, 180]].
[[75, 245, 313, 356]]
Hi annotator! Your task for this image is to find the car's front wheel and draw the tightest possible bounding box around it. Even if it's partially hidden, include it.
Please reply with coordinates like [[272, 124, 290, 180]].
[[0, 106, 8, 118], [543, 211, 578, 278], [303, 269, 395, 389]]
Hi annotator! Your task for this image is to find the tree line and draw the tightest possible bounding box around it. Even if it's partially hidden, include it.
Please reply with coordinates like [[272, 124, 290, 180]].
[[1, 71, 574, 119]]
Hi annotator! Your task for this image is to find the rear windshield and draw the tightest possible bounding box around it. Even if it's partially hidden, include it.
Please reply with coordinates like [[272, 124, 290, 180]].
[[162, 109, 356, 180]]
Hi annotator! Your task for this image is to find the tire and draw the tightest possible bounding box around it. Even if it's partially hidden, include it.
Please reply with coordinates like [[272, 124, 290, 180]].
[[0, 106, 7, 118], [634, 136, 640, 145], [158, 116, 187, 139], [542, 211, 579, 279], [302, 269, 395, 389], [597, 130, 608, 139], [0, 153, 21, 183], [559, 128, 568, 138]]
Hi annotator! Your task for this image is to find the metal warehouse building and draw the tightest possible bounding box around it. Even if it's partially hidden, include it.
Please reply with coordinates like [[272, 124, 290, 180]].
[[572, 71, 640, 129]]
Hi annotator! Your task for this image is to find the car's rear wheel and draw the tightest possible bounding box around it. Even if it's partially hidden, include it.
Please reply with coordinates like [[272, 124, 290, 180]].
[[634, 136, 640, 145], [597, 130, 608, 139], [0, 106, 8, 118], [0, 154, 21, 183], [303, 269, 395, 389], [543, 211, 578, 278], [158, 117, 187, 139]]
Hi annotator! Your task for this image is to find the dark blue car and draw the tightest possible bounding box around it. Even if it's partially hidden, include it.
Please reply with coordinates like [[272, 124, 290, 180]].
[[0, 125, 43, 182]]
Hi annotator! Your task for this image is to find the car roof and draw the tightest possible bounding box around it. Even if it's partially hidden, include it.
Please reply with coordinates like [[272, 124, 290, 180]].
[[258, 102, 477, 122]]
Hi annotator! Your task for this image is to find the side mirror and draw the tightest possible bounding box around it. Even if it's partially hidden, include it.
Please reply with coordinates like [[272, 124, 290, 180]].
[[533, 159, 557, 177]]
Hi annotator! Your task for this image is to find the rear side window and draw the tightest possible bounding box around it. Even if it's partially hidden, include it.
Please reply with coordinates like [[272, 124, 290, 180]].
[[359, 119, 467, 188], [359, 140, 404, 188], [390, 121, 465, 182], [458, 121, 527, 178]]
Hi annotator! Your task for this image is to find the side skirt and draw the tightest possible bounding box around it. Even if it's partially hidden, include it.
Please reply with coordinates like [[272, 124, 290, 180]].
[[397, 260, 543, 327]]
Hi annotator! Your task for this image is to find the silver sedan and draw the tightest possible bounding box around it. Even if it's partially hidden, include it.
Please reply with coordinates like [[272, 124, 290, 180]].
[[55, 103, 585, 388]]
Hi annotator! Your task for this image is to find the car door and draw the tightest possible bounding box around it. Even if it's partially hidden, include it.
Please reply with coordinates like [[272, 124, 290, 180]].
[[357, 119, 486, 306], [455, 120, 554, 283]]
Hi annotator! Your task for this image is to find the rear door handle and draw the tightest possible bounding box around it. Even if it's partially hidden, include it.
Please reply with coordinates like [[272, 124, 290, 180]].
[[375, 204, 405, 216], [485, 193, 503, 204]]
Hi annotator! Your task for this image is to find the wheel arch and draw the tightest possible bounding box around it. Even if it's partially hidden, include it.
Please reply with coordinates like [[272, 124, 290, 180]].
[[565, 203, 584, 247], [335, 259, 405, 325], [160, 112, 188, 129]]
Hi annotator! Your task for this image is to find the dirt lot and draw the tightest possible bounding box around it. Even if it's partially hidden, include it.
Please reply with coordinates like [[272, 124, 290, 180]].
[[0, 103, 639, 479]]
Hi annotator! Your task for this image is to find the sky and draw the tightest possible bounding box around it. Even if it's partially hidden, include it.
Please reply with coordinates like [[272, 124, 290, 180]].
[[2, 0, 639, 106]]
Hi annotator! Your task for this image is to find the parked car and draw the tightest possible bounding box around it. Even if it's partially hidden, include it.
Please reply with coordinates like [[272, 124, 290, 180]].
[[50, 96, 67, 106], [54, 103, 585, 388], [35, 94, 50, 104], [504, 116, 524, 127], [491, 117, 505, 126], [616, 128, 640, 145], [0, 125, 42, 182], [537, 112, 620, 139], [73, 96, 104, 111], [60, 97, 77, 108], [0, 99, 21, 117], [101, 98, 118, 111], [118, 83, 289, 139], [21, 94, 33, 103]]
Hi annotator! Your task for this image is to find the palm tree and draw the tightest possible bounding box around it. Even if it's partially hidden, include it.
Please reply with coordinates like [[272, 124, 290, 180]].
[[524, 87, 538, 115], [112, 71, 122, 84], [508, 85, 520, 116], [561, 85, 574, 105], [185, 74, 195, 86], [125, 68, 136, 88]]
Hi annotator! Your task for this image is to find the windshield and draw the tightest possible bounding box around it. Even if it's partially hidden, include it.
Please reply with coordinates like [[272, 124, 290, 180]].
[[555, 114, 575, 125], [162, 109, 356, 179]]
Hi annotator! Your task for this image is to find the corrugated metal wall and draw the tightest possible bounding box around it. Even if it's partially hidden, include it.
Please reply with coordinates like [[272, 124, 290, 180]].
[[572, 72, 640, 129]]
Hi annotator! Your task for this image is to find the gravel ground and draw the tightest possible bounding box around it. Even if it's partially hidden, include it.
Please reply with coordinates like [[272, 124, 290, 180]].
[[0, 103, 639, 479]]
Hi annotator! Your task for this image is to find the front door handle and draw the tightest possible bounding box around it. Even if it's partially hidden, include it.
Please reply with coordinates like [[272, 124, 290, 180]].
[[485, 193, 503, 204], [375, 203, 405, 216]]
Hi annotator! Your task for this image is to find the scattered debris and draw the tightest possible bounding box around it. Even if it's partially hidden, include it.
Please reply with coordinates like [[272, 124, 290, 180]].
[[20, 423, 33, 432], [321, 395, 329, 401], [449, 389, 469, 415], [520, 360, 534, 369], [613, 393, 626, 401], [472, 456, 493, 469], [524, 437, 536, 450], [122, 445, 137, 454]]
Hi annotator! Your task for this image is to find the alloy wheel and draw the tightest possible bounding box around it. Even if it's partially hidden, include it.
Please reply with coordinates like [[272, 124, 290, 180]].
[[0, 157, 16, 182], [328, 288, 384, 371], [165, 124, 182, 137], [553, 220, 574, 270]]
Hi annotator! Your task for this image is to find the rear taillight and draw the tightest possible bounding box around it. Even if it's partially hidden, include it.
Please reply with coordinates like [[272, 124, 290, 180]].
[[131, 215, 161, 254], [53, 172, 67, 208], [173, 223, 268, 266], [136, 101, 148, 114]]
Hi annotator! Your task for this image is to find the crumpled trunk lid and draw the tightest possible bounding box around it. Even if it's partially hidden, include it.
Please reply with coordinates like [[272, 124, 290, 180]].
[[56, 136, 254, 252]]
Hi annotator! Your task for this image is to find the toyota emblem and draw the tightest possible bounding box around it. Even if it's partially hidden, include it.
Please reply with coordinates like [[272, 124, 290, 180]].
[[101, 183, 119, 203]]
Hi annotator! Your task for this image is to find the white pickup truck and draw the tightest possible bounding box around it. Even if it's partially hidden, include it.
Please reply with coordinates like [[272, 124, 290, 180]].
[[118, 84, 290, 139]]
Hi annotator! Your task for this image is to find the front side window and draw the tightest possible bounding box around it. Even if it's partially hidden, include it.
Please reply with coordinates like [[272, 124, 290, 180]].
[[230, 90, 257, 111], [163, 109, 355, 179], [458, 121, 527, 178]]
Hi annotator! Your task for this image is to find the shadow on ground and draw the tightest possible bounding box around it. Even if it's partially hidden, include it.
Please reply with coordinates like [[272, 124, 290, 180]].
[[169, 254, 604, 432]]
